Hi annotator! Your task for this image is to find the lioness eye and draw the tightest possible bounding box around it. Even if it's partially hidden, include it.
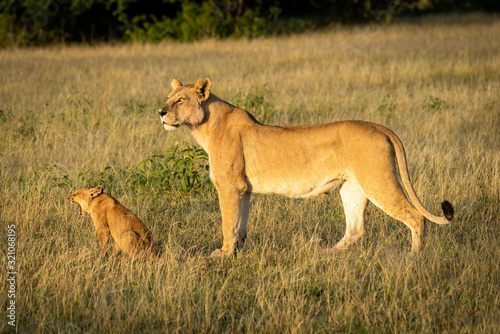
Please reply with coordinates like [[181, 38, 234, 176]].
[[178, 98, 185, 103]]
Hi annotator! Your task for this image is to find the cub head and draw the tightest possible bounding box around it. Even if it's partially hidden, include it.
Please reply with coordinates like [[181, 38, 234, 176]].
[[157, 78, 211, 130], [68, 186, 104, 215]]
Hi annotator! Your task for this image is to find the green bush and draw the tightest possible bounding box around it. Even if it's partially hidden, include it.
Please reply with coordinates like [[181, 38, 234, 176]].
[[118, 1, 281, 42], [125, 141, 213, 194]]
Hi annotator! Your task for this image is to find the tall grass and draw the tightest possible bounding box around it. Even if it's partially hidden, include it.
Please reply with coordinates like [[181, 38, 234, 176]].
[[1, 14, 499, 332]]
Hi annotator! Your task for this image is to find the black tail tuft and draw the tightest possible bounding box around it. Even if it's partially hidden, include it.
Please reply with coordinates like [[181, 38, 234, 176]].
[[441, 201, 454, 221]]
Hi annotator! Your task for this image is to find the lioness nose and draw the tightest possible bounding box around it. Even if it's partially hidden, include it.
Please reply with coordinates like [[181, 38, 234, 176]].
[[158, 109, 167, 116]]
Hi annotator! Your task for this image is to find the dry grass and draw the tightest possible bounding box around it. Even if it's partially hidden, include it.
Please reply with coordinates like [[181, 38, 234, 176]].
[[1, 14, 499, 332]]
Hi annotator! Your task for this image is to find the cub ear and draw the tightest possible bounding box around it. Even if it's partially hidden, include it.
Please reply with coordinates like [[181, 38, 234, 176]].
[[171, 79, 183, 89], [194, 78, 212, 102], [91, 186, 104, 198]]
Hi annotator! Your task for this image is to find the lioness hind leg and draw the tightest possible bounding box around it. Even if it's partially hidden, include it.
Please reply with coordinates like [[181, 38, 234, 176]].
[[362, 184, 425, 252], [333, 181, 369, 250], [393, 208, 425, 252]]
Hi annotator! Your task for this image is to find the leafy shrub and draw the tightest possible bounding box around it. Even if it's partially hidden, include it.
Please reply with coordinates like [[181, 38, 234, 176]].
[[125, 141, 212, 194]]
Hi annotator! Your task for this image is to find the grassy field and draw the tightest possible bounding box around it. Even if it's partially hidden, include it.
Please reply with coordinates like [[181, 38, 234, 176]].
[[1, 13, 499, 332]]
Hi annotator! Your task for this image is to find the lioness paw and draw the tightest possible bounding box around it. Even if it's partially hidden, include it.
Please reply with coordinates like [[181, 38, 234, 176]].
[[210, 249, 234, 257]]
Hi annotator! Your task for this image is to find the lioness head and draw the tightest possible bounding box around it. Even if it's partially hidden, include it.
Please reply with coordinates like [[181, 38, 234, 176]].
[[68, 186, 103, 215], [157, 78, 212, 130]]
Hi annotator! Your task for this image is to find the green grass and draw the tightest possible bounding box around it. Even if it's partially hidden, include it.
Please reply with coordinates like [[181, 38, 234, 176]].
[[1, 13, 500, 332]]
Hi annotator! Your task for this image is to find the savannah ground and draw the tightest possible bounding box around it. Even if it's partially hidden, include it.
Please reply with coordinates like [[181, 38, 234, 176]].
[[1, 13, 499, 332]]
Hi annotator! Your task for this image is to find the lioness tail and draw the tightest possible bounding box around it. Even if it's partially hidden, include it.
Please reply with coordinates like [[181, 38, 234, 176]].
[[385, 127, 454, 225], [441, 200, 454, 221]]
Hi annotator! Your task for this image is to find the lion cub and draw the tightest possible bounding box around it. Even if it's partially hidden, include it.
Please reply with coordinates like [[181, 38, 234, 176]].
[[69, 186, 157, 260]]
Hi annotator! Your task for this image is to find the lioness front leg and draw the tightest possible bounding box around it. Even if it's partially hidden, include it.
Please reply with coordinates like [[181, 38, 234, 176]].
[[212, 188, 251, 257]]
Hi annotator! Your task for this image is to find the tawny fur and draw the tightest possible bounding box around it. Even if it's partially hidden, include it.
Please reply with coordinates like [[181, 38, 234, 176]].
[[69, 186, 157, 260], [158, 78, 454, 256]]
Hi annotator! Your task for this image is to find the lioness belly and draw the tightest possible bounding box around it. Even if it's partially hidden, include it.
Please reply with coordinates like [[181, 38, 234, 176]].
[[248, 175, 344, 198]]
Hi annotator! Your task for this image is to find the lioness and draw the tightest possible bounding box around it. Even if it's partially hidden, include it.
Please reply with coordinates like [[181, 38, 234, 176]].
[[69, 186, 157, 260], [158, 78, 454, 256]]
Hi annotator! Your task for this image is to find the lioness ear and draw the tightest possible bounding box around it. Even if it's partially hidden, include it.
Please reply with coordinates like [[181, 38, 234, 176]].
[[91, 186, 103, 198], [194, 78, 211, 102], [171, 79, 183, 89]]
